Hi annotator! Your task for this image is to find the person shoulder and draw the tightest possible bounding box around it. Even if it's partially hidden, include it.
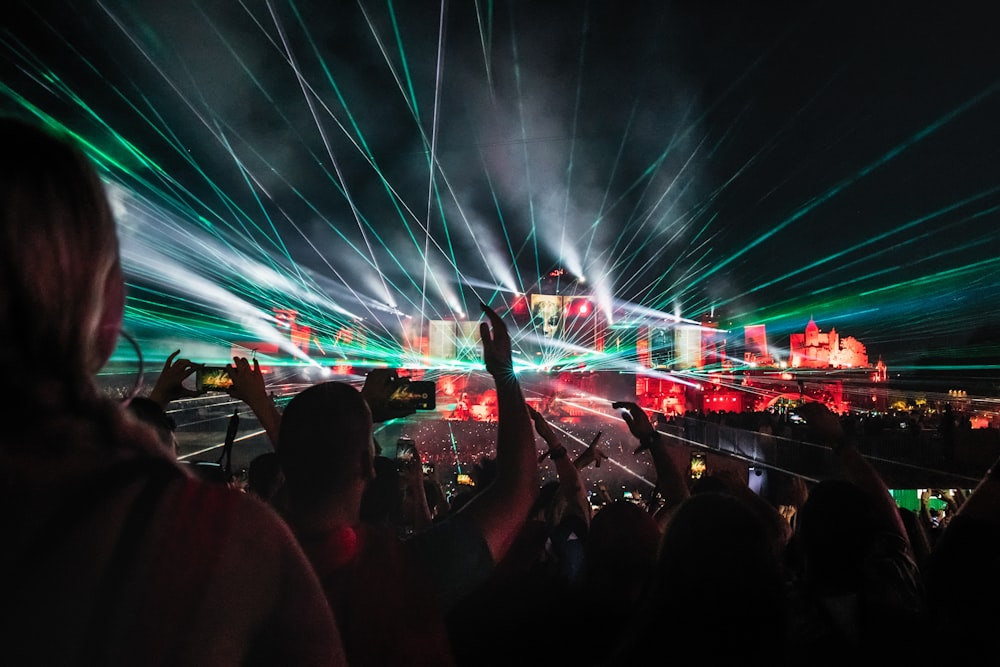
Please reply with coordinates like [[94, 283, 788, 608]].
[[160, 474, 302, 548]]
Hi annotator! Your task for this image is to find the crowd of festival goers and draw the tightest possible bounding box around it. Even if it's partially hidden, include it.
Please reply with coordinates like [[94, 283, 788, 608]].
[[4, 116, 1000, 665]]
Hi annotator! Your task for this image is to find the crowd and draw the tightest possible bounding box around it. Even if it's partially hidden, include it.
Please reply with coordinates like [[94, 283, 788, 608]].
[[4, 115, 1000, 665]]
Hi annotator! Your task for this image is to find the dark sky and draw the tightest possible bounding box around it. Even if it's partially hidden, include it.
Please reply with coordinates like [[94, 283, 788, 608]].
[[3, 0, 999, 369]]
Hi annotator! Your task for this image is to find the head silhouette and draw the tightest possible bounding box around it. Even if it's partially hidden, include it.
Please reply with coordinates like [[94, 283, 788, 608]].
[[0, 116, 124, 408], [278, 381, 375, 509]]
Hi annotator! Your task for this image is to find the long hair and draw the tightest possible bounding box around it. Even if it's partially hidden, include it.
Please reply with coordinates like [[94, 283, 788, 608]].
[[0, 116, 121, 409]]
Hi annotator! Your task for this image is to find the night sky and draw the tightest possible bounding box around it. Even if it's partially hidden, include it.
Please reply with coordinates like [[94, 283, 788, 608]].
[[3, 0, 999, 374]]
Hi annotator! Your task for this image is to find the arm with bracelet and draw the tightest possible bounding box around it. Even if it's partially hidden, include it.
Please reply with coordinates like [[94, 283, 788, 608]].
[[529, 406, 590, 527], [452, 303, 538, 563]]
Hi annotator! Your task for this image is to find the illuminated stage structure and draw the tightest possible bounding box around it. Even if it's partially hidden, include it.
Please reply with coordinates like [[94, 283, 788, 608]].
[[226, 274, 888, 419]]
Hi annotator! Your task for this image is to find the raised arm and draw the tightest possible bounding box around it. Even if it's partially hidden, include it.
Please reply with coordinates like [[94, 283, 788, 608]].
[[399, 441, 433, 531], [227, 356, 282, 448], [797, 401, 909, 545], [359, 368, 419, 459], [147, 349, 202, 409], [360, 368, 419, 425], [573, 431, 609, 471], [529, 405, 590, 526], [614, 400, 690, 513], [455, 303, 538, 562]]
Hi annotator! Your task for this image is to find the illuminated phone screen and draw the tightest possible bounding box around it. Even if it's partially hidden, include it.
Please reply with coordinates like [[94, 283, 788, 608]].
[[690, 452, 707, 479], [197, 366, 233, 391]]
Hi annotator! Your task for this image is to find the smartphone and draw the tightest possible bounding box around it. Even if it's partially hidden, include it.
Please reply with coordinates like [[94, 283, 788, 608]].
[[197, 366, 233, 392], [395, 437, 418, 464], [388, 379, 436, 410], [690, 452, 707, 480], [456, 472, 474, 486], [422, 462, 435, 476]]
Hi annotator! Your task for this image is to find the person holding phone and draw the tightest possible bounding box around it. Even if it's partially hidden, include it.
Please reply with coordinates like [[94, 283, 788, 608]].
[[395, 437, 434, 535], [274, 302, 537, 667], [225, 355, 283, 446], [147, 349, 205, 407], [124, 349, 202, 457]]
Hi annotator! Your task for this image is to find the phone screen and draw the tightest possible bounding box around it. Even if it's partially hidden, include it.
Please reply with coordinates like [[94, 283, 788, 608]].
[[690, 452, 707, 479], [396, 438, 418, 463], [197, 366, 233, 391], [388, 380, 436, 410]]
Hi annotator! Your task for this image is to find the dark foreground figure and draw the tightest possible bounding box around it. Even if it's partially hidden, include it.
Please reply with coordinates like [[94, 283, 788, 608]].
[[0, 116, 346, 666]]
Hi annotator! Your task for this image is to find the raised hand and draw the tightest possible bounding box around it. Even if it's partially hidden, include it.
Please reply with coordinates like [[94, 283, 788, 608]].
[[529, 405, 564, 462], [227, 356, 269, 407], [574, 432, 609, 470], [795, 401, 845, 446], [479, 302, 514, 382], [148, 349, 202, 408], [528, 405, 558, 446], [612, 400, 657, 442], [361, 367, 416, 424], [226, 356, 283, 448]]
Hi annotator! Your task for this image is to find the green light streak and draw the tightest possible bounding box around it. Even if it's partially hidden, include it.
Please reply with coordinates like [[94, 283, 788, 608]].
[[696, 80, 1000, 287], [723, 188, 1000, 307], [474, 0, 495, 98], [505, 3, 542, 291], [387, 0, 422, 122], [5, 2, 998, 381], [858, 256, 1000, 298]]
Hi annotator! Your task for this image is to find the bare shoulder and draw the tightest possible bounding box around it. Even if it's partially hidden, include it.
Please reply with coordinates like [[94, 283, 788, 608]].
[[152, 478, 346, 664], [159, 477, 299, 554]]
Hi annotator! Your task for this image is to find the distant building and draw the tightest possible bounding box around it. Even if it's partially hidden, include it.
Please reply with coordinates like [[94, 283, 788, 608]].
[[789, 317, 869, 368], [428, 319, 482, 363], [743, 324, 774, 366], [699, 314, 727, 369], [674, 325, 704, 369]]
